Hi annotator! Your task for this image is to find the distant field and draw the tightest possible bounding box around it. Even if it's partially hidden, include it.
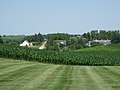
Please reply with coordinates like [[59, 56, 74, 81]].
[[2, 35, 25, 43], [0, 58, 120, 90]]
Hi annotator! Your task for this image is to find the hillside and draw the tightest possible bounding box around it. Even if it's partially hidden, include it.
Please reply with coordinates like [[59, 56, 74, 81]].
[[75, 43, 120, 52], [0, 58, 120, 90]]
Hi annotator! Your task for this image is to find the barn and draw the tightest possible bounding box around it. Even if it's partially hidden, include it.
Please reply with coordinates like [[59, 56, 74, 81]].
[[20, 40, 33, 47]]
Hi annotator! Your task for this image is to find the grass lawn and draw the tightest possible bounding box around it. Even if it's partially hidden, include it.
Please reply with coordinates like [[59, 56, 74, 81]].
[[0, 58, 120, 90]]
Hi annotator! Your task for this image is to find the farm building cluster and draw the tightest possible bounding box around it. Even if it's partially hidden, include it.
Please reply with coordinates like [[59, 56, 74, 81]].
[[20, 39, 111, 49], [87, 39, 111, 46], [20, 40, 47, 49]]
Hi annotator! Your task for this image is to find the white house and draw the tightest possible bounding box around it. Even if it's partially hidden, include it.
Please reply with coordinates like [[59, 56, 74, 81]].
[[20, 40, 33, 47]]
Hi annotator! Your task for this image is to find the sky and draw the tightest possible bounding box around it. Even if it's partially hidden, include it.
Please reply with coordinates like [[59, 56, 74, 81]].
[[0, 0, 120, 35]]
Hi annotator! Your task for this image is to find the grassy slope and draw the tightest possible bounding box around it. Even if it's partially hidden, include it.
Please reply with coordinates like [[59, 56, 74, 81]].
[[0, 58, 120, 90], [75, 43, 120, 52]]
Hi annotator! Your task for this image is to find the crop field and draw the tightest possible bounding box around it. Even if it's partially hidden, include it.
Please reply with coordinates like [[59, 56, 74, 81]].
[[0, 44, 120, 66], [0, 58, 120, 90]]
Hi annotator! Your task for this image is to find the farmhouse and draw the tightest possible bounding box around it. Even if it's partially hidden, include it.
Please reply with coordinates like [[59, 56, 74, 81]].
[[93, 39, 111, 45], [20, 40, 33, 47], [87, 39, 111, 46]]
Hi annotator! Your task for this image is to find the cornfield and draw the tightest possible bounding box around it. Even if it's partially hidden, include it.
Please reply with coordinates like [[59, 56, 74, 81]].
[[0, 44, 120, 66]]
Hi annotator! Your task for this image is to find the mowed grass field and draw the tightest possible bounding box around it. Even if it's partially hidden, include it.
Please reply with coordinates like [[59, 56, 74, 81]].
[[0, 58, 120, 90]]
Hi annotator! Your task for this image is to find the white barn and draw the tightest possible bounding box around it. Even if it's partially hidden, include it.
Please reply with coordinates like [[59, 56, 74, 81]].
[[20, 40, 33, 47]]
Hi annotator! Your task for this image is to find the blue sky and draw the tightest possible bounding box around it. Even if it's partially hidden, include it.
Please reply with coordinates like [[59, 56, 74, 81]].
[[0, 0, 120, 35]]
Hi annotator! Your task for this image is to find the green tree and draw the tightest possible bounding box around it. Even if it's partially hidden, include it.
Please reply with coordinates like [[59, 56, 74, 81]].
[[111, 30, 120, 43], [53, 43, 60, 51], [82, 33, 87, 38], [86, 32, 91, 41], [37, 33, 44, 43], [0, 35, 3, 43], [99, 30, 107, 39]]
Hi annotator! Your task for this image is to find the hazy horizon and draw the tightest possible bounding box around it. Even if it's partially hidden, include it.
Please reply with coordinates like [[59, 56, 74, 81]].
[[0, 0, 120, 35]]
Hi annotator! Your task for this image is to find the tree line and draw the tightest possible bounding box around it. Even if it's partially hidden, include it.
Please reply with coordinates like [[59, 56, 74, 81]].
[[45, 33, 87, 50], [23, 33, 44, 43], [82, 30, 120, 43], [0, 30, 120, 50]]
